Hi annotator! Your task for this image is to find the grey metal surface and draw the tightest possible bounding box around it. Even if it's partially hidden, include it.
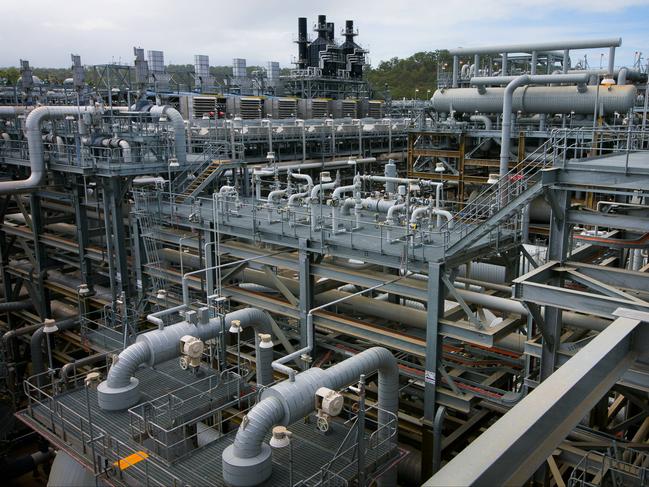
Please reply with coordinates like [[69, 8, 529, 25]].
[[447, 38, 622, 55], [22, 358, 388, 487], [424, 312, 644, 487]]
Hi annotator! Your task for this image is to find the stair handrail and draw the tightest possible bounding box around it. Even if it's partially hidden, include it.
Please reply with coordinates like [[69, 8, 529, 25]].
[[441, 127, 585, 238]]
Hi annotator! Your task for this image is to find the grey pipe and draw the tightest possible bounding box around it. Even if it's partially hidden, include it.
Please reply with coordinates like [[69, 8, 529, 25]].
[[497, 73, 589, 177], [148, 105, 187, 164], [97, 307, 272, 410], [0, 300, 33, 312], [431, 85, 636, 115], [447, 38, 622, 56], [31, 318, 78, 385], [222, 347, 398, 487], [236, 267, 610, 333], [61, 352, 108, 382], [0, 106, 98, 195], [469, 115, 493, 150]]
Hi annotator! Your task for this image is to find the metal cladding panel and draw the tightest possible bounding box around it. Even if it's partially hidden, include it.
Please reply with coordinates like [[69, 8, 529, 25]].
[[432, 85, 637, 114], [194, 55, 210, 78], [233, 58, 247, 78], [266, 61, 280, 80], [147, 50, 165, 73]]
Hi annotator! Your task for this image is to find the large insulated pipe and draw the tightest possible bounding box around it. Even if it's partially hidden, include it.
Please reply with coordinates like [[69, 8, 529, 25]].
[[431, 84, 636, 115], [148, 105, 187, 164], [447, 38, 622, 56], [222, 347, 398, 487], [0, 300, 33, 312], [487, 73, 589, 177], [97, 308, 273, 410], [235, 267, 611, 333], [0, 106, 98, 195]]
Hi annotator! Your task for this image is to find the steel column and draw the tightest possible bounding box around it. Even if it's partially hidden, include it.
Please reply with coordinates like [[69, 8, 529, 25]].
[[424, 312, 643, 487]]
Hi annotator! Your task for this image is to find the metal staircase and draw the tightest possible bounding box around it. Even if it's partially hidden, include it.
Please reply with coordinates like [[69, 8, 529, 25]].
[[443, 129, 577, 258], [176, 159, 228, 202]]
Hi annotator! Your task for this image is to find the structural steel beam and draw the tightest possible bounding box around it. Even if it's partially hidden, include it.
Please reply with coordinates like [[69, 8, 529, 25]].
[[424, 311, 644, 487]]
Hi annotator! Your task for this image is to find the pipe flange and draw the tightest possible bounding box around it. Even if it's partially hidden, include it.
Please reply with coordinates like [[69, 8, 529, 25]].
[[222, 444, 272, 487], [96, 378, 140, 411]]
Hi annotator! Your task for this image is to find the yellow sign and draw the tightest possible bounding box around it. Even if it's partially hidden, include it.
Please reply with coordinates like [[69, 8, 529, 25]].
[[114, 451, 149, 470]]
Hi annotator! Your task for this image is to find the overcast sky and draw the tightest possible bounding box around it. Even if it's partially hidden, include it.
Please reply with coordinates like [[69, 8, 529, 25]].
[[2, 0, 649, 68]]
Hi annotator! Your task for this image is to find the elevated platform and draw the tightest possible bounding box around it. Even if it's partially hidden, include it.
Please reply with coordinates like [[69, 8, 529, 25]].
[[18, 359, 401, 487]]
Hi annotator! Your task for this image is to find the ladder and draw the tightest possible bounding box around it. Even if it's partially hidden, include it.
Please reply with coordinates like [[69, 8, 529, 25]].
[[133, 191, 166, 293]]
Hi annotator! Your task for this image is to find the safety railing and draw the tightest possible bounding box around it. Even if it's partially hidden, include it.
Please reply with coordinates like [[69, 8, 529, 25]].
[[438, 127, 589, 252], [296, 406, 400, 486], [569, 444, 649, 487], [22, 366, 185, 487], [128, 369, 256, 464]]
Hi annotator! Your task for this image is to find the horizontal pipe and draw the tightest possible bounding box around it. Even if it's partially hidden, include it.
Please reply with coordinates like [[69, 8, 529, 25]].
[[447, 38, 622, 56]]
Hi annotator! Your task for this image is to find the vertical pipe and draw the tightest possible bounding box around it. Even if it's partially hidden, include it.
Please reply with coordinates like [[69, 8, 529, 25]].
[[474, 54, 480, 77], [501, 52, 508, 76], [563, 49, 569, 74], [608, 46, 616, 75], [531, 51, 538, 75], [452, 56, 459, 87]]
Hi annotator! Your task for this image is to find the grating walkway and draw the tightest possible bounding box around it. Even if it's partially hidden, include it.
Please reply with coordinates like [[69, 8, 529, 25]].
[[19, 359, 397, 486]]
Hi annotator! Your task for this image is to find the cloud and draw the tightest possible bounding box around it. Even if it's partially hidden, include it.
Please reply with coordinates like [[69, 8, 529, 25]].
[[1, 0, 648, 67]]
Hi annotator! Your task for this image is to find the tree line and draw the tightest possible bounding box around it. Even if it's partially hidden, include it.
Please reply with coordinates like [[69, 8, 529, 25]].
[[0, 50, 451, 99]]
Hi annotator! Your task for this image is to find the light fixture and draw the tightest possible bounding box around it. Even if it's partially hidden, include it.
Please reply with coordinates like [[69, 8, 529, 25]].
[[269, 426, 292, 448], [202, 114, 210, 120], [601, 76, 616, 87], [434, 162, 446, 173], [229, 319, 242, 334], [159, 115, 168, 122], [168, 157, 180, 168], [487, 174, 499, 184], [156, 289, 167, 300], [43, 318, 58, 334], [319, 171, 332, 183], [266, 151, 276, 160]]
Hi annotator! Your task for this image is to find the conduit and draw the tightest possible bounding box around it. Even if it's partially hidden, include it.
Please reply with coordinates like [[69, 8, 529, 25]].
[[0, 106, 98, 195], [97, 307, 274, 410], [222, 346, 398, 487]]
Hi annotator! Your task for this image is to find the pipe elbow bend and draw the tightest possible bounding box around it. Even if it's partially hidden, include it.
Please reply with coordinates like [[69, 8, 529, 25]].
[[97, 341, 150, 411]]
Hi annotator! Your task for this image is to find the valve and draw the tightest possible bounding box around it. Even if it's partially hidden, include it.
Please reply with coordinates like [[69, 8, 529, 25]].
[[179, 335, 204, 371]]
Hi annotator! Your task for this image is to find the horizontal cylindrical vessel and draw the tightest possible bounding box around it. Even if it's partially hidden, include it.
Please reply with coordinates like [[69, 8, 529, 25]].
[[432, 85, 636, 114]]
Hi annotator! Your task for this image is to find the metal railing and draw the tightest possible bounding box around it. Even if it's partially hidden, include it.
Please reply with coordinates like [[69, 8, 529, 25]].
[[296, 406, 400, 486], [569, 444, 649, 487], [22, 366, 185, 487], [128, 369, 256, 464]]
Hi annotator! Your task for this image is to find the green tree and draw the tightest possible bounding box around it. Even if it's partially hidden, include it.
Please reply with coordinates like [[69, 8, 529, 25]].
[[366, 50, 451, 99]]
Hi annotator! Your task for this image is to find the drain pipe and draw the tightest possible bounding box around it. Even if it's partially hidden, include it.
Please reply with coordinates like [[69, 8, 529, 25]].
[[0, 105, 98, 195], [97, 307, 273, 410], [222, 346, 399, 487], [470, 73, 589, 177]]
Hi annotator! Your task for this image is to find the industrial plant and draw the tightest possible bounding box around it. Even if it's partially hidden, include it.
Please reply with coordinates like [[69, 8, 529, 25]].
[[0, 12, 648, 487]]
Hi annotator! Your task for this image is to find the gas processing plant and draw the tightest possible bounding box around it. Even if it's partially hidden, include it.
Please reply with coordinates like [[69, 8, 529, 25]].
[[0, 13, 648, 487]]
